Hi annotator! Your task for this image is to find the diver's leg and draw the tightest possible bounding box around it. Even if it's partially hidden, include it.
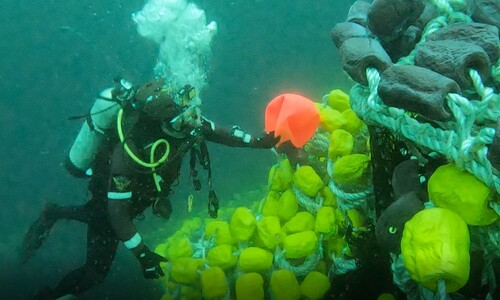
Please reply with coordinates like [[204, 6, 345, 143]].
[[21, 202, 94, 263], [50, 204, 93, 223], [37, 211, 119, 299]]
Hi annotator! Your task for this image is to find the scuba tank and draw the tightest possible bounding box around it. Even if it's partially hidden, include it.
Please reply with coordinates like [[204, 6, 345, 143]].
[[65, 79, 134, 178]]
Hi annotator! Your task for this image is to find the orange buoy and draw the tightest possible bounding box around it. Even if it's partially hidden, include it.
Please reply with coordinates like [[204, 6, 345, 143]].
[[265, 93, 319, 147]]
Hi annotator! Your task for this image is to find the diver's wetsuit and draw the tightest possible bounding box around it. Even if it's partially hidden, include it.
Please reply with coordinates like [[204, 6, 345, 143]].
[[32, 112, 272, 299]]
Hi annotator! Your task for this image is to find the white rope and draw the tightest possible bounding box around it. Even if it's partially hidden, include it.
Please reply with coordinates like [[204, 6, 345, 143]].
[[273, 235, 324, 276], [325, 159, 373, 211], [292, 185, 323, 213], [353, 67, 500, 198], [431, 0, 472, 23]]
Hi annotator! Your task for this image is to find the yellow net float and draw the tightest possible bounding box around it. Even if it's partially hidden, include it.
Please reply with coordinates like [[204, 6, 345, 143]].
[[270, 269, 301, 300], [166, 235, 193, 261], [236, 272, 265, 300], [238, 247, 274, 272], [268, 159, 293, 192], [300, 271, 331, 300], [332, 153, 370, 184], [206, 244, 238, 270], [229, 207, 256, 242], [283, 230, 318, 259], [317, 104, 347, 133], [341, 108, 364, 133], [205, 220, 235, 245], [278, 188, 299, 222], [282, 211, 315, 234], [315, 206, 338, 237], [262, 191, 280, 217], [255, 216, 283, 250], [401, 207, 470, 293], [200, 267, 228, 299], [321, 186, 337, 207], [293, 166, 324, 197], [326, 89, 351, 112], [328, 129, 354, 160], [428, 163, 498, 225], [169, 257, 201, 284]]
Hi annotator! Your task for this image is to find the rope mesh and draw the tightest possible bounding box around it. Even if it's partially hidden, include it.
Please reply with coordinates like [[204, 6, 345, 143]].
[[352, 67, 500, 196], [346, 1, 500, 299]]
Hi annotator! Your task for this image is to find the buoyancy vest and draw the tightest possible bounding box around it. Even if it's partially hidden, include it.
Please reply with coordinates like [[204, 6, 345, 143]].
[[65, 79, 219, 217]]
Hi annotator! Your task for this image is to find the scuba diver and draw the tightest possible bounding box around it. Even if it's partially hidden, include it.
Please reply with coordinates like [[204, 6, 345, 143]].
[[22, 77, 279, 299]]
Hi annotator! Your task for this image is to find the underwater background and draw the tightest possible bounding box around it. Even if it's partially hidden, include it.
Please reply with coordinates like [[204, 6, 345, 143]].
[[0, 0, 356, 299]]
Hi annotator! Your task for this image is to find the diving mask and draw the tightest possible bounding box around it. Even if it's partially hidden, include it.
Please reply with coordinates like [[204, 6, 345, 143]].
[[159, 83, 203, 137], [167, 104, 202, 132], [169, 84, 202, 128]]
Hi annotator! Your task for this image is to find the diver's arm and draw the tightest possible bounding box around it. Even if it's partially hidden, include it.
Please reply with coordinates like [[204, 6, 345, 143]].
[[106, 176, 143, 252], [106, 145, 143, 250], [106, 175, 167, 278], [201, 117, 278, 148]]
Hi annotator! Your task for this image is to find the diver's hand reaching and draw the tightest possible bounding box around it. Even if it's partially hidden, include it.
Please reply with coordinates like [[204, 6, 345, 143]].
[[135, 245, 167, 279], [253, 131, 280, 148]]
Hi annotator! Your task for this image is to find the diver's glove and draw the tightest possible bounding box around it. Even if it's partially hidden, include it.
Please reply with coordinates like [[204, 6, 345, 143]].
[[134, 245, 167, 279], [252, 131, 280, 148]]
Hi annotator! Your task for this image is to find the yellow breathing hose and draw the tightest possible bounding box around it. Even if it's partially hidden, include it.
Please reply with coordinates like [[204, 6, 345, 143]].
[[117, 108, 170, 191]]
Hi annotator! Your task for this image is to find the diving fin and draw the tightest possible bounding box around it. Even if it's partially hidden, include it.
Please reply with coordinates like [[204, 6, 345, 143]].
[[21, 204, 59, 263]]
